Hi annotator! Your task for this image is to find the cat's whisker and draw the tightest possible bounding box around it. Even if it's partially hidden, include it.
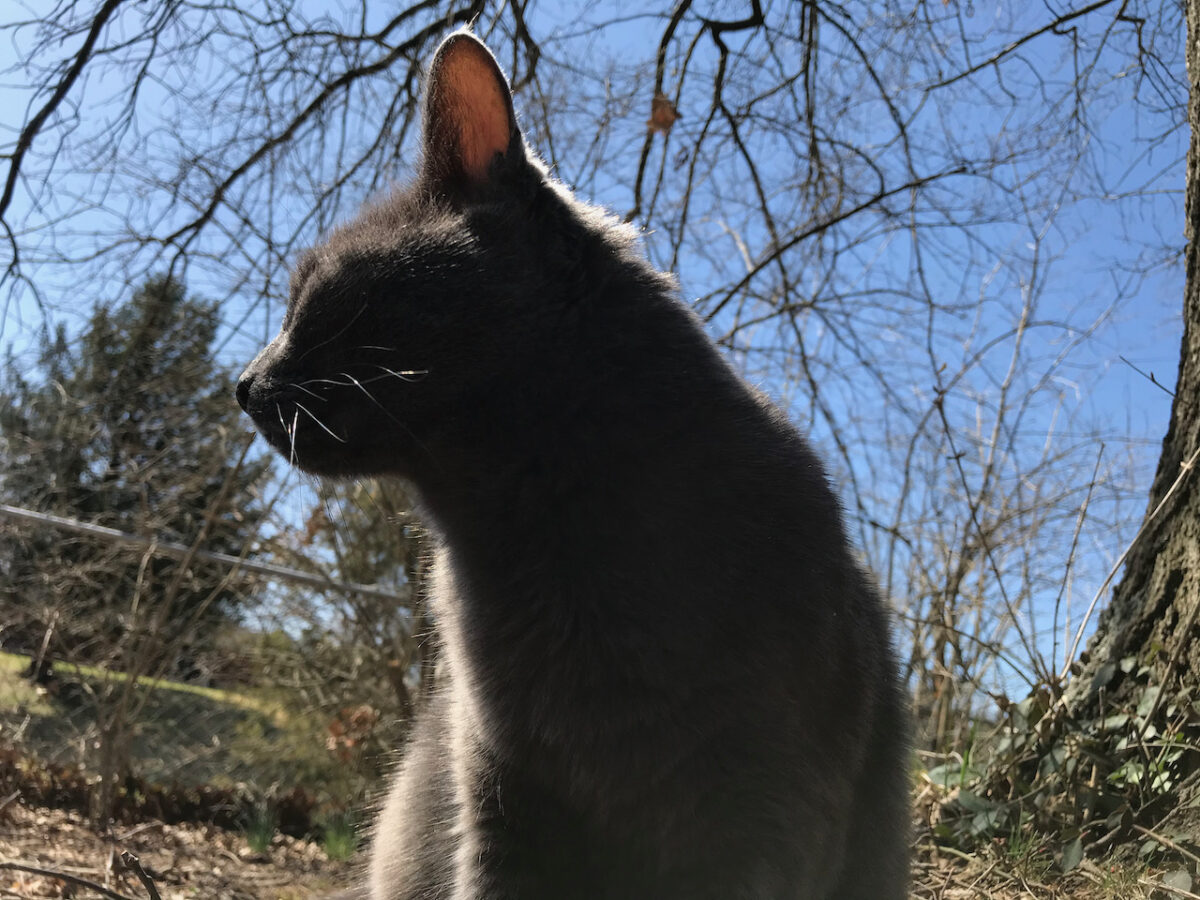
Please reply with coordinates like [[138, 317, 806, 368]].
[[295, 301, 368, 363], [336, 370, 439, 466], [295, 401, 347, 443], [275, 403, 298, 468], [289, 408, 300, 467], [307, 370, 428, 389], [371, 365, 429, 383], [302, 376, 358, 390], [338, 371, 382, 407], [355, 369, 427, 387], [291, 382, 328, 402]]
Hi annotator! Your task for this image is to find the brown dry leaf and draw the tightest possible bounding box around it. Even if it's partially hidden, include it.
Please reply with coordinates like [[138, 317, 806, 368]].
[[646, 93, 680, 135]]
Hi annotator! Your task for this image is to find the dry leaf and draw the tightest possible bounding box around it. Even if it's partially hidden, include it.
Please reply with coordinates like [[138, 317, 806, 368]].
[[646, 93, 681, 135]]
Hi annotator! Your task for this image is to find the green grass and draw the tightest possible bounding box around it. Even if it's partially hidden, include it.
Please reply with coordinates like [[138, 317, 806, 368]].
[[320, 812, 360, 861], [244, 803, 278, 853], [0, 650, 288, 786], [0, 650, 388, 819], [0, 652, 54, 716], [0, 650, 282, 719]]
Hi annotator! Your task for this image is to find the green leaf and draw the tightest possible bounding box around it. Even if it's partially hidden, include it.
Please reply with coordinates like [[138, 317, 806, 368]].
[[1060, 836, 1083, 873], [1037, 743, 1067, 778], [1163, 871, 1193, 893], [1014, 694, 1048, 727], [1137, 685, 1164, 718], [926, 762, 981, 788], [956, 790, 996, 813], [970, 807, 1004, 836], [1089, 662, 1117, 696], [1104, 806, 1132, 831]]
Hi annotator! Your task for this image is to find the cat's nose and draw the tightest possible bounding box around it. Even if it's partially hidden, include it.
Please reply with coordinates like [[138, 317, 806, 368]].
[[235, 372, 253, 412]]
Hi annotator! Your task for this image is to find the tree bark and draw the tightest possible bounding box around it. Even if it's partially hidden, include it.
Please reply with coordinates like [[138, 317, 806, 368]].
[[1021, 0, 1200, 846], [1064, 0, 1200, 722]]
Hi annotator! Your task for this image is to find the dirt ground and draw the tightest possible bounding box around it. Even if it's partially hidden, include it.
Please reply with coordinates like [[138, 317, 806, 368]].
[[0, 798, 1183, 900], [0, 801, 355, 899]]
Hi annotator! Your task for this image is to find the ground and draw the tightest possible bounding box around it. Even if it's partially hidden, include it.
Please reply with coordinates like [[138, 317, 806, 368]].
[[0, 802, 354, 899], [0, 797, 1184, 900]]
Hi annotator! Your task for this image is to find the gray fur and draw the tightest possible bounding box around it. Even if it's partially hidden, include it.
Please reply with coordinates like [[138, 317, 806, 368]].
[[238, 31, 910, 900]]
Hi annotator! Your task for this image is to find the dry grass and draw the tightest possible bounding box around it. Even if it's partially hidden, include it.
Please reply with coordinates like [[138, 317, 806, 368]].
[[910, 839, 1165, 899]]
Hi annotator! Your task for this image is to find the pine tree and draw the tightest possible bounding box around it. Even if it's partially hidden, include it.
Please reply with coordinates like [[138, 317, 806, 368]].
[[0, 275, 275, 822], [0, 274, 270, 674]]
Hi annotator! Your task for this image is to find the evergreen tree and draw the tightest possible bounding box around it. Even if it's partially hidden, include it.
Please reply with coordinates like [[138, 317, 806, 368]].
[[0, 275, 270, 672]]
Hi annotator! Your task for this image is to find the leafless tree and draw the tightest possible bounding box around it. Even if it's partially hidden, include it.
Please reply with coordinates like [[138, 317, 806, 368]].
[[0, 0, 1185, 764]]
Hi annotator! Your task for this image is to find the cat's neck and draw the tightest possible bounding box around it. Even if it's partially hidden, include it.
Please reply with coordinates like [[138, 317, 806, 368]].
[[411, 294, 806, 570]]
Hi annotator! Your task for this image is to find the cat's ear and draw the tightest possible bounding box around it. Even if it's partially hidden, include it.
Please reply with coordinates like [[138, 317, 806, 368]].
[[421, 32, 524, 194]]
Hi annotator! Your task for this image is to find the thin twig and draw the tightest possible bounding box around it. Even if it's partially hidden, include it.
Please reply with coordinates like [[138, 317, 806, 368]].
[[1061, 441, 1200, 680], [925, 0, 1120, 90], [119, 852, 162, 900], [1134, 824, 1200, 868], [703, 165, 966, 322], [1053, 445, 1105, 678], [1138, 879, 1200, 900], [0, 0, 125, 222], [1119, 354, 1176, 398]]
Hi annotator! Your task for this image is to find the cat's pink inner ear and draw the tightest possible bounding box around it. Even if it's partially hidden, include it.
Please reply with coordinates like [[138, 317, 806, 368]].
[[428, 36, 513, 184]]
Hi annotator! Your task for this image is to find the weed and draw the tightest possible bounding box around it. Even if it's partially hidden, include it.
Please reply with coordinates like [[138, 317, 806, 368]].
[[1095, 860, 1152, 899], [244, 803, 277, 854], [321, 811, 359, 861]]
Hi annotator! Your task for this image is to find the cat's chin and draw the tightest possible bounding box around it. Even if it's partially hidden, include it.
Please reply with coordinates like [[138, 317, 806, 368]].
[[253, 429, 360, 478], [280, 447, 387, 480], [270, 439, 408, 483]]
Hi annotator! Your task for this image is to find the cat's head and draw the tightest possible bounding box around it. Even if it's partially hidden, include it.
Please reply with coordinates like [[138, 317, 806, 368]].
[[236, 32, 616, 480]]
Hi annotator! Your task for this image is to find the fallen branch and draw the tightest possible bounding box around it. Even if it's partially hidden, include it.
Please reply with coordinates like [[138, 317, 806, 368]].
[[0, 861, 138, 900]]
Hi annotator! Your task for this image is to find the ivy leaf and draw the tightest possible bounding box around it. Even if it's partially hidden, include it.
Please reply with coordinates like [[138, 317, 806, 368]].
[[926, 762, 981, 788], [1060, 836, 1084, 873], [1163, 870, 1193, 893]]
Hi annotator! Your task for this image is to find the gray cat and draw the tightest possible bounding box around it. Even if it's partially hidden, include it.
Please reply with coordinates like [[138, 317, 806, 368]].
[[237, 31, 910, 900]]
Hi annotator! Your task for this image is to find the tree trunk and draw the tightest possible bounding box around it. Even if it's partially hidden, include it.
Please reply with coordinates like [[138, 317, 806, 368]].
[[1064, 0, 1200, 720], [1035, 0, 1200, 843]]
